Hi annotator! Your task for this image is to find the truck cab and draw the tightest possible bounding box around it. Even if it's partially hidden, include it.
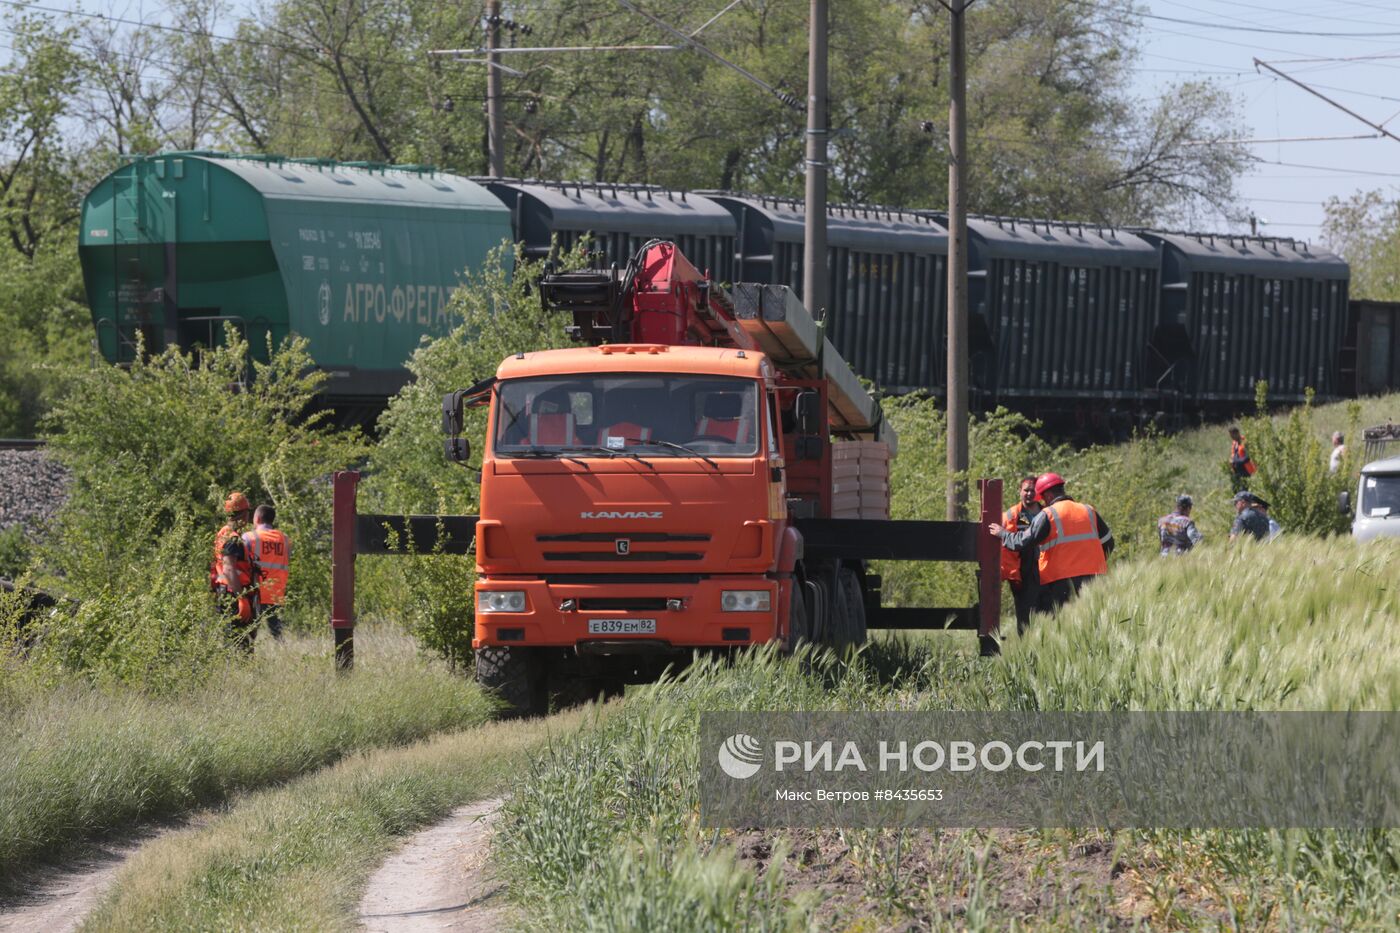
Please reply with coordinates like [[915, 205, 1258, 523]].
[[463, 338, 853, 712], [474, 343, 792, 655]]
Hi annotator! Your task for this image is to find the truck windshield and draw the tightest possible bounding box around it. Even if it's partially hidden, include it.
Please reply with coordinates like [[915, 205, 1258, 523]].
[[493, 374, 761, 458], [1361, 473, 1400, 518]]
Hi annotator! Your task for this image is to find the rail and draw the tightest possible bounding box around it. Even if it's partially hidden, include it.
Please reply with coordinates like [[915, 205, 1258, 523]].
[[0, 438, 44, 451]]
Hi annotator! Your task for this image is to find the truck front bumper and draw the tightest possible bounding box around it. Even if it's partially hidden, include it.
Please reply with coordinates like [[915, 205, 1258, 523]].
[[472, 575, 780, 649]]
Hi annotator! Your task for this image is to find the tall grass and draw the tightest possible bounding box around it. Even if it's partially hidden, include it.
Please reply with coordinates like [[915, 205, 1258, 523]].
[[496, 537, 1400, 930], [494, 648, 927, 930], [993, 536, 1400, 711], [0, 628, 494, 888], [81, 707, 598, 932]]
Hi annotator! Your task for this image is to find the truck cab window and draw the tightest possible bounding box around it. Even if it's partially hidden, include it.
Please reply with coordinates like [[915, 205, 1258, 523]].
[[1362, 474, 1400, 517], [494, 375, 760, 457]]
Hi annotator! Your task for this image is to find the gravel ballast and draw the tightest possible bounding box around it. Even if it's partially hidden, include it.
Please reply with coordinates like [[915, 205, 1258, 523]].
[[0, 449, 69, 536]]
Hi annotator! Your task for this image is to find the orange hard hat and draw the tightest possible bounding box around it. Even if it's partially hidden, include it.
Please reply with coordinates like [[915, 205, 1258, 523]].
[[1033, 472, 1066, 498], [224, 491, 251, 514]]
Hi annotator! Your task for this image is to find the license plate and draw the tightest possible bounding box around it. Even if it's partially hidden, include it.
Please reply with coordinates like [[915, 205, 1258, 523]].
[[587, 618, 657, 635]]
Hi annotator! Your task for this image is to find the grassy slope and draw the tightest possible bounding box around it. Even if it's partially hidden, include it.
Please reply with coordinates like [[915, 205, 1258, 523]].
[[1150, 392, 1400, 542], [495, 536, 1400, 931], [0, 628, 494, 889], [81, 706, 600, 932]]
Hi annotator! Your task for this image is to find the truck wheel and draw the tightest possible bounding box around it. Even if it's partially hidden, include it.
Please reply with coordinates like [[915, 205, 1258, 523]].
[[782, 580, 811, 653], [475, 646, 543, 718], [835, 568, 868, 651]]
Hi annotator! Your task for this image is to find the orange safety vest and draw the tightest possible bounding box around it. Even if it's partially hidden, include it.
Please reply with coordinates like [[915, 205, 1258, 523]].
[[1231, 437, 1257, 475], [211, 524, 240, 588], [243, 526, 290, 606], [1037, 499, 1108, 584], [213, 541, 257, 622], [1000, 502, 1030, 583]]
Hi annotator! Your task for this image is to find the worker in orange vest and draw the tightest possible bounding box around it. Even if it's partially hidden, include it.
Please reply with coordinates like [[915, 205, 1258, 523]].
[[999, 476, 1041, 635], [988, 472, 1113, 617], [242, 504, 290, 640], [215, 534, 259, 653], [1228, 425, 1256, 491], [211, 492, 252, 591]]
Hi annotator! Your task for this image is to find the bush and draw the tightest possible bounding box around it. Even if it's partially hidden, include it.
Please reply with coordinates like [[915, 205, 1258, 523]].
[[1243, 384, 1360, 537], [0, 526, 29, 579], [22, 329, 365, 685]]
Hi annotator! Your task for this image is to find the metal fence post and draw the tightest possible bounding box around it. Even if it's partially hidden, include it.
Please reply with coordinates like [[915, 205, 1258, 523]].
[[331, 470, 360, 671], [976, 477, 1003, 656]]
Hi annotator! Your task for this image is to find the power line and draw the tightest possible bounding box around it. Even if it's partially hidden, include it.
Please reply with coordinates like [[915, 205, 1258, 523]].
[[1167, 0, 1400, 32], [1134, 8, 1400, 38], [1255, 58, 1400, 147], [1249, 157, 1400, 178]]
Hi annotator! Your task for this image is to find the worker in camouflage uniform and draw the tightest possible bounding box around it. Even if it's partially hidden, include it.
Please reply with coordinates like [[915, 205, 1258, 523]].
[[1158, 495, 1204, 555]]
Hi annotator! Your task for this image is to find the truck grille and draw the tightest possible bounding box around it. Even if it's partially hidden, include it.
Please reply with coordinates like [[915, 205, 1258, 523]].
[[541, 551, 703, 562], [538, 531, 709, 563], [536, 532, 710, 543], [578, 597, 671, 611]]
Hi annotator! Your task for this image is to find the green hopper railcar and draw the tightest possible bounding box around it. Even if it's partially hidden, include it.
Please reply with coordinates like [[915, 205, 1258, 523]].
[[78, 152, 512, 410]]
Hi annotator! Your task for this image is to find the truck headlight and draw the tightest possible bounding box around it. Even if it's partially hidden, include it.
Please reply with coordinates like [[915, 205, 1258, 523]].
[[478, 590, 527, 613], [721, 590, 771, 612]]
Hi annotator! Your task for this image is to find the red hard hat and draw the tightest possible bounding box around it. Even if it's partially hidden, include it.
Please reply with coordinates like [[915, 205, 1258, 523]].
[[224, 491, 251, 514], [1034, 473, 1066, 498]]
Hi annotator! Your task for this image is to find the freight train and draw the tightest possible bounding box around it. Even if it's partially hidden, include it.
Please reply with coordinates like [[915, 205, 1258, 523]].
[[79, 151, 1396, 437]]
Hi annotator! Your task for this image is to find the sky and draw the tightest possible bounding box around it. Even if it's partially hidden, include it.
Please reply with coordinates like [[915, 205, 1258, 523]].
[[1130, 0, 1400, 244], [16, 0, 1400, 248]]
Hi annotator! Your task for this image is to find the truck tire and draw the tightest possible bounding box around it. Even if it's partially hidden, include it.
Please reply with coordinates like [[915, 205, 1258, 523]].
[[475, 646, 543, 718], [782, 580, 811, 653], [835, 567, 868, 651]]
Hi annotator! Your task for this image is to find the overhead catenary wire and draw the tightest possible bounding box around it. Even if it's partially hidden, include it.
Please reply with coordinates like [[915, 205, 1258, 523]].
[[1254, 58, 1400, 147]]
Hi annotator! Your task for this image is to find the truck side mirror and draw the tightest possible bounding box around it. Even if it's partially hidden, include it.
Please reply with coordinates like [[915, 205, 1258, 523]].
[[795, 390, 821, 436], [444, 437, 471, 463], [442, 390, 472, 464], [442, 390, 465, 435], [1339, 490, 1351, 515]]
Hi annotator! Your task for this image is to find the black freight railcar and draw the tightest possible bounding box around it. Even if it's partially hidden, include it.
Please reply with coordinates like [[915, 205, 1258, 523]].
[[481, 179, 736, 281], [707, 194, 955, 394], [1139, 232, 1350, 407], [948, 217, 1159, 434]]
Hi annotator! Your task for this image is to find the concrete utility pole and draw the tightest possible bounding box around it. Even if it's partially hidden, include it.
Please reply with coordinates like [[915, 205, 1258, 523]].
[[486, 0, 505, 176], [802, 0, 829, 320], [945, 0, 969, 520]]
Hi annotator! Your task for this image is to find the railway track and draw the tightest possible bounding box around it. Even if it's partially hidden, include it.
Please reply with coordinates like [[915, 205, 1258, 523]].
[[0, 438, 44, 451]]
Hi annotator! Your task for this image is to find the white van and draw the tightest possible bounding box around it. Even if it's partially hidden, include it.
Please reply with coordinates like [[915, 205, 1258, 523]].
[[1344, 456, 1400, 540]]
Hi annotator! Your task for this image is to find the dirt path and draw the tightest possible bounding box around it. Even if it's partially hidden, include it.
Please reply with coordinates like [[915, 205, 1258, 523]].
[[0, 823, 191, 933], [359, 796, 510, 933]]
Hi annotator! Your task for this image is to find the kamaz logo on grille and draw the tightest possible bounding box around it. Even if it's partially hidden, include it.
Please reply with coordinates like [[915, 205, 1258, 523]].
[[580, 511, 664, 519]]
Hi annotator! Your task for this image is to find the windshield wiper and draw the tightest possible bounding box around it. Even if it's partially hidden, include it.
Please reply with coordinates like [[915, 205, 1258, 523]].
[[562, 444, 676, 470], [626, 438, 719, 469], [503, 448, 592, 467]]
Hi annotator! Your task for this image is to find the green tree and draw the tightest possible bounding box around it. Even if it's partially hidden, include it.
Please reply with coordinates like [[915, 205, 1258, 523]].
[[1323, 190, 1400, 301], [169, 0, 1245, 224], [1242, 384, 1360, 538], [0, 8, 90, 436]]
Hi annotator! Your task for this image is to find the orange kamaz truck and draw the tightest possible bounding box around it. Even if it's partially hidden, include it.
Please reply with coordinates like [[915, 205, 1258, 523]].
[[333, 241, 1001, 713]]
